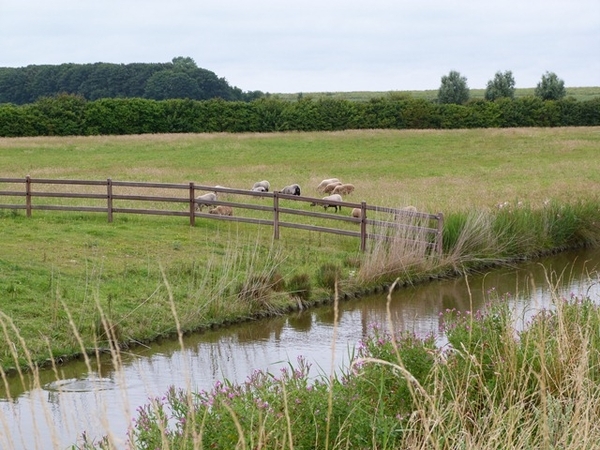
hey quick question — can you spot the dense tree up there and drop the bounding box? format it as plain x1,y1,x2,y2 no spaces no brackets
0,58,259,105
144,71,202,100
535,71,566,100
485,71,516,100
437,70,470,105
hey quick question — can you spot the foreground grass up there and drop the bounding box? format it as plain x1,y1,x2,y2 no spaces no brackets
77,280,600,449
0,128,600,371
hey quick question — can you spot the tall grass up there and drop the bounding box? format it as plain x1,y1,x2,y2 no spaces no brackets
81,272,600,450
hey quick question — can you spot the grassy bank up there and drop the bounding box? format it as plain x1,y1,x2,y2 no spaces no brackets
1,127,600,371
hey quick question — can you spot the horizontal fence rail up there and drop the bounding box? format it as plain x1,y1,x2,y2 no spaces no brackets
0,176,444,254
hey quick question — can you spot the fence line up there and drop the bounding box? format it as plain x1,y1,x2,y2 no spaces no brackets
0,176,444,254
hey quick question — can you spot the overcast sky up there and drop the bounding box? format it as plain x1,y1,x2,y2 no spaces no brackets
1,0,598,93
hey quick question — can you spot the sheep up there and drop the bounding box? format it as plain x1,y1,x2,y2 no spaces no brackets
251,180,270,192
195,192,217,211
394,205,418,220
208,205,233,216
332,183,355,196
310,194,343,212
317,178,340,193
323,181,342,194
281,184,301,196
351,208,362,218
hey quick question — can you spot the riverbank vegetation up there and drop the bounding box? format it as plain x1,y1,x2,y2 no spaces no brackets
81,280,600,449
1,127,599,372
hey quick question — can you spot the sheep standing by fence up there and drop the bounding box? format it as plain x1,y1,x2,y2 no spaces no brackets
195,192,217,211
317,178,340,193
332,183,355,196
252,180,270,192
323,181,342,194
281,184,301,196
311,194,343,212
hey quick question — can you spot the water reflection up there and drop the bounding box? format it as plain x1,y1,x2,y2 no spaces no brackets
0,248,599,449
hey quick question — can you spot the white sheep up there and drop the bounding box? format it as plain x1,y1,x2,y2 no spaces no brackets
281,184,301,196
251,180,270,192
323,181,342,194
208,205,233,216
317,178,340,193
332,183,355,195
195,192,217,211
310,194,343,212
351,208,362,218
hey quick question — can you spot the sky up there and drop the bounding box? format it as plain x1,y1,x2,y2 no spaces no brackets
1,0,599,93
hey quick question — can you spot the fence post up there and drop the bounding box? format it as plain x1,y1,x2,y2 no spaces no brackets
107,178,113,223
189,182,196,227
25,175,32,217
273,191,280,240
436,212,444,256
360,201,367,252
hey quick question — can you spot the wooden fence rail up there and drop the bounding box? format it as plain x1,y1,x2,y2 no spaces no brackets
0,176,444,254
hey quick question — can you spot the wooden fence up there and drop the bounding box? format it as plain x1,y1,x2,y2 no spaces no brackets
0,176,444,254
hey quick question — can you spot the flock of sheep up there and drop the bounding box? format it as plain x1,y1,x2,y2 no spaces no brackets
194,177,357,216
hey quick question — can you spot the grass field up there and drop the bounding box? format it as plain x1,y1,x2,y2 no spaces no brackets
1,127,599,370
273,86,600,102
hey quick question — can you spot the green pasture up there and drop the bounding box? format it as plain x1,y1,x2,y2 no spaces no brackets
0,127,599,370
274,86,600,102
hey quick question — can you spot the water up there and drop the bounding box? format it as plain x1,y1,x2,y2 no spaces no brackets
1,248,599,449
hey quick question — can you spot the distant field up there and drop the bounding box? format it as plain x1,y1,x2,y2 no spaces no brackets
273,86,600,102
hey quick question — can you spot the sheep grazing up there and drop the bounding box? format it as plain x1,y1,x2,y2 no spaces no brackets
332,183,355,196
195,192,217,211
317,178,340,193
208,205,233,216
251,180,270,192
351,208,362,218
323,181,342,194
281,184,301,196
310,194,343,212
394,205,418,220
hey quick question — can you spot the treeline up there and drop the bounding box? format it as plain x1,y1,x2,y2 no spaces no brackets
0,94,599,137
0,57,263,105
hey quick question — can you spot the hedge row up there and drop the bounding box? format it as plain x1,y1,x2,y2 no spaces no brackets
1,94,599,137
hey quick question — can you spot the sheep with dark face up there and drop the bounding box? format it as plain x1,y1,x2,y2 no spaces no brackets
317,178,340,193
195,192,217,211
281,184,301,196
332,183,355,196
209,205,233,216
252,180,270,192
310,194,343,212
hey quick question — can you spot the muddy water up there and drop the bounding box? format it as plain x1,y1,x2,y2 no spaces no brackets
1,248,599,449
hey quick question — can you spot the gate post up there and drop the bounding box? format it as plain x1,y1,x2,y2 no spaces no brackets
189,182,196,227
107,178,113,223
360,201,367,252
25,175,32,217
273,191,280,240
